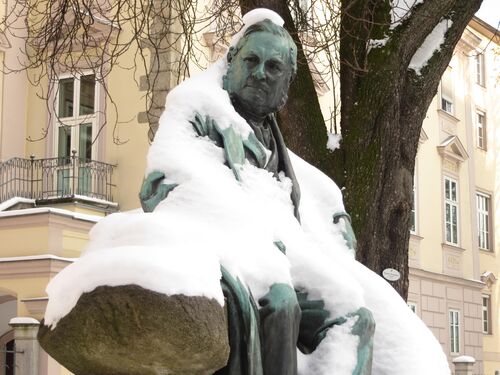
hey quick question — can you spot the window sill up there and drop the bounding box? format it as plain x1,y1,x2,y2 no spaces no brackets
442,243,465,252
410,232,423,241
437,109,460,123
479,248,494,254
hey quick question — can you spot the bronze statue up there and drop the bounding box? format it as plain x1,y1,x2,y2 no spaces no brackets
38,10,452,375
140,18,375,375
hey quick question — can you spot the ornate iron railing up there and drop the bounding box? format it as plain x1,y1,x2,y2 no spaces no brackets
0,153,116,203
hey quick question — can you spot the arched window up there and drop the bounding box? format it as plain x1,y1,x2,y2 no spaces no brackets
0,331,15,375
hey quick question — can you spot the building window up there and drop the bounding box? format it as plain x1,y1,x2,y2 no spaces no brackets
56,74,97,162
475,53,485,86
449,309,460,354
476,111,486,150
444,177,459,245
4,339,14,375
483,295,492,334
410,174,417,234
441,98,453,113
440,67,454,115
477,193,491,250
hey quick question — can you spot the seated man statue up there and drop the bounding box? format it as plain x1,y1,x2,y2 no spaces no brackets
140,11,374,375
40,8,451,375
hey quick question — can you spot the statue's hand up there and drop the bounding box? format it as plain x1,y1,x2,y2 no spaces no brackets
349,307,375,375
190,113,245,181
349,307,375,344
258,283,300,321
333,211,357,256
139,171,178,212
190,113,223,145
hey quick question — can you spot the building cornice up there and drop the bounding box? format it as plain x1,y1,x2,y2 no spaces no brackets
0,207,101,223
470,17,500,45
0,255,74,279
457,28,482,53
409,267,484,289
437,135,469,163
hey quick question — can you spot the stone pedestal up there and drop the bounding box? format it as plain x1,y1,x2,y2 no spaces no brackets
38,285,229,375
452,355,475,375
9,317,40,375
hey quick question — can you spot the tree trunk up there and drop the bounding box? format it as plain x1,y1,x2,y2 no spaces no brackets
337,0,483,299
239,0,483,299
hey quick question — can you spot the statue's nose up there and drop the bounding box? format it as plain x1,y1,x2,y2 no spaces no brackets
252,63,266,80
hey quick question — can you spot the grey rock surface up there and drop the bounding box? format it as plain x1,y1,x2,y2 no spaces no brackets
38,285,229,375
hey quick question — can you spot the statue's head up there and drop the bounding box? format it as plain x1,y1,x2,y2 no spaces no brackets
223,19,297,122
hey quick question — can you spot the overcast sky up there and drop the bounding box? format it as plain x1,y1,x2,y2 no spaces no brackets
475,0,500,29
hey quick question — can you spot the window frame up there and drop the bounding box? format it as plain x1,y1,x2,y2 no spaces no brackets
475,53,485,87
482,295,492,335
449,309,460,354
441,97,453,114
410,172,417,234
52,72,99,161
476,111,486,150
440,66,454,115
477,192,491,251
444,177,460,246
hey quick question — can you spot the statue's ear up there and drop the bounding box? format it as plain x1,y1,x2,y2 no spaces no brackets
227,46,236,63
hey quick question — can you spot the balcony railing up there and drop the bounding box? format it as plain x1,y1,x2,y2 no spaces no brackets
0,153,116,204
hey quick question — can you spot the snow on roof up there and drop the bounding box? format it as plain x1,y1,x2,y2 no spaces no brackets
0,207,102,223
0,254,75,263
0,197,35,211
452,355,476,363
9,317,39,325
72,194,119,207
21,297,49,301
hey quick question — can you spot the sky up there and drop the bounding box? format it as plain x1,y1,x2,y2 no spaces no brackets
475,0,500,29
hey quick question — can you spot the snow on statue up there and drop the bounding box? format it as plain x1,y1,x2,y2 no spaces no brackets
43,8,450,375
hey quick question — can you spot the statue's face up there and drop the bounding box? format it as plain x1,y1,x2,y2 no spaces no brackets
225,32,294,121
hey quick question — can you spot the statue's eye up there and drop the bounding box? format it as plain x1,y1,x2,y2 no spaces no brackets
267,60,283,73
244,55,259,65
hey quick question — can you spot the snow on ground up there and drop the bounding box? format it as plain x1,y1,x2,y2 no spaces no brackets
44,8,450,375
409,19,451,75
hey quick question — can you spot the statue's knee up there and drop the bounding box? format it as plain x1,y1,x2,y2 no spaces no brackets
258,283,300,320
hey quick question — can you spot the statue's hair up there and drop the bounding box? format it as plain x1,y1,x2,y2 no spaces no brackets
227,19,298,79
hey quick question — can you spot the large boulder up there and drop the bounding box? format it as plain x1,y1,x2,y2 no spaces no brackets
38,285,229,375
